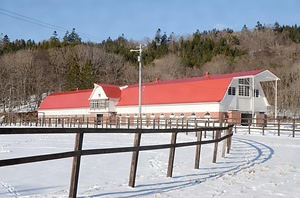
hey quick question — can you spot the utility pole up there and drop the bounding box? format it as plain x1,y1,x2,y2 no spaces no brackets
130,45,143,122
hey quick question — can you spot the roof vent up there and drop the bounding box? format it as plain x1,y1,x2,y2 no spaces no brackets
205,72,210,79
155,77,159,83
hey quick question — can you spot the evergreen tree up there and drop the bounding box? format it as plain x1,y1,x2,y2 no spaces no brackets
255,21,263,31
80,60,95,89
273,21,281,32
161,32,168,45
68,28,81,44
50,31,60,47
64,64,81,91
241,24,248,32
154,28,162,45
3,35,10,43
62,28,81,45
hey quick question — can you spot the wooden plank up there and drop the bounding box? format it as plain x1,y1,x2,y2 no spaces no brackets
128,131,142,187
167,131,178,177
69,132,84,198
227,128,233,154
292,119,295,138
194,131,202,169
248,119,251,134
221,129,227,158
212,131,219,163
278,119,280,136
0,125,233,135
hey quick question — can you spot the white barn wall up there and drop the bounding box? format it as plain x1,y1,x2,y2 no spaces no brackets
89,85,107,100
116,102,220,115
38,108,90,117
220,78,269,113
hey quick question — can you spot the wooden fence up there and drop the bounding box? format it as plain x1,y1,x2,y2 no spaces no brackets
228,117,300,137
0,124,233,198
1,116,299,137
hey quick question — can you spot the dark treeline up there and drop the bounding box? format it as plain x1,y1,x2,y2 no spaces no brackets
0,22,300,116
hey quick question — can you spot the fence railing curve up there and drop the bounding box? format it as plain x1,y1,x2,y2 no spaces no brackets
0,123,233,198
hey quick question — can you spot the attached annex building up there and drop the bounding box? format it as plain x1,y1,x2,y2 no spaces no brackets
38,69,279,124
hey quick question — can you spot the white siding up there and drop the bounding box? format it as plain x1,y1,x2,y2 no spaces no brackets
38,108,90,116
89,85,108,100
117,102,220,114
220,77,269,112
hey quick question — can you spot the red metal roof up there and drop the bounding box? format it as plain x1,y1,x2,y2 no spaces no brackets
117,70,265,106
38,89,93,110
96,84,121,98
38,70,267,109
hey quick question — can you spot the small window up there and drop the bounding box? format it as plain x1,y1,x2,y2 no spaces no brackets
228,87,236,95
238,78,250,97
254,89,259,97
239,78,250,85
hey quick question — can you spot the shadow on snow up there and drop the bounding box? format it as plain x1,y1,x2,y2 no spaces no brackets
83,137,274,198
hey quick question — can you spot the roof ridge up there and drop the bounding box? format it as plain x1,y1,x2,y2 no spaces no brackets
50,88,93,96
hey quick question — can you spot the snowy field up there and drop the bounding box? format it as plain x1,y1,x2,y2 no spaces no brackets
0,128,299,198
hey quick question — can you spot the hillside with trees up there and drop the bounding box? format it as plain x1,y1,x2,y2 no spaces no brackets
0,22,300,117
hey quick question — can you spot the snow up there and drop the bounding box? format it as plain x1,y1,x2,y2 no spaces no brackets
0,128,299,198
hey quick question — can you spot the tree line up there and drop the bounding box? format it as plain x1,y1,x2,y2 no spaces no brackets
0,21,300,116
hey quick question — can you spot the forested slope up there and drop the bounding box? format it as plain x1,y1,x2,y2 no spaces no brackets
0,22,299,116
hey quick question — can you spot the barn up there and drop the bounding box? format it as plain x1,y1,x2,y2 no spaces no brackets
38,69,279,125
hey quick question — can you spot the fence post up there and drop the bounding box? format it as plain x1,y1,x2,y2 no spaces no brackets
129,129,142,187
212,121,215,139
194,130,202,169
292,119,296,138
167,130,178,177
227,127,233,154
248,119,251,134
69,132,84,198
165,119,167,129
204,121,207,138
153,119,155,129
221,128,227,158
212,130,219,163
278,118,280,136
234,118,237,133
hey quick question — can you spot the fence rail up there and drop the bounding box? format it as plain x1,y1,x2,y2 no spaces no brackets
1,116,299,137
0,124,233,198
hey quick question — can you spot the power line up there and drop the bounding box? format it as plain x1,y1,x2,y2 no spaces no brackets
0,7,105,42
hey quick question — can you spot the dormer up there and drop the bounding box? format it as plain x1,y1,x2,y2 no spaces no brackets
89,84,121,113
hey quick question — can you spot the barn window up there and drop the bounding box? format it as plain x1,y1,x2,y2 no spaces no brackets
238,78,250,96
254,89,259,97
90,99,108,109
228,87,236,95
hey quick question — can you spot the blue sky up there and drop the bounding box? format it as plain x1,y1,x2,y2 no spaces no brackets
0,0,299,43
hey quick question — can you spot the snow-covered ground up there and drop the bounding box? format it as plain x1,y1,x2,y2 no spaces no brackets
0,128,299,198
